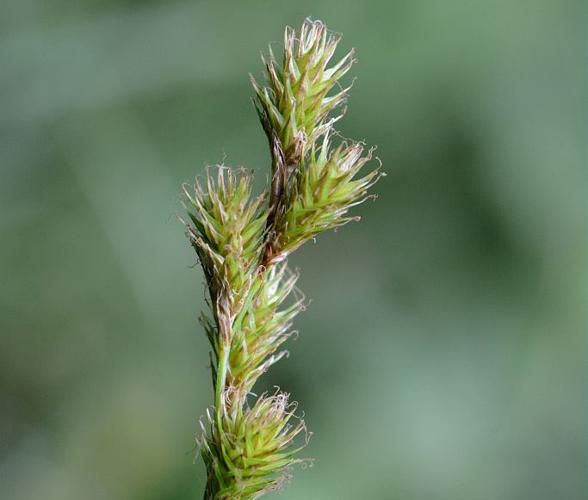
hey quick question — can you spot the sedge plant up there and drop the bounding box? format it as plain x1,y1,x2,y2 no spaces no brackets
181,19,382,499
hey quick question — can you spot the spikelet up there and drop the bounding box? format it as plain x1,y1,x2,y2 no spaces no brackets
182,167,267,315
266,131,382,264
200,390,309,499
251,19,354,167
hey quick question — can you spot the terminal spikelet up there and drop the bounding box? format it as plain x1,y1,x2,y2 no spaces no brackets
251,20,354,167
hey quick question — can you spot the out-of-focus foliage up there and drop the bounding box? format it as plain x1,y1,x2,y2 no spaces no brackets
0,1,585,500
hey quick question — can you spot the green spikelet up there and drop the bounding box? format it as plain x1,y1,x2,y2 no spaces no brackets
183,167,267,313
251,21,354,168
200,391,308,499
266,131,382,264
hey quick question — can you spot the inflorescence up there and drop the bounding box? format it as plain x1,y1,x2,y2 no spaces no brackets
182,19,382,499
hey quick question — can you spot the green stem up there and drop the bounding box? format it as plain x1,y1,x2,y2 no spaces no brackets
215,344,230,430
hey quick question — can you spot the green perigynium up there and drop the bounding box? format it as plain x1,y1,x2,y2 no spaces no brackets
182,19,382,499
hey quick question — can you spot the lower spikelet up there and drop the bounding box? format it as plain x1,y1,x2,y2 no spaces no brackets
199,391,310,499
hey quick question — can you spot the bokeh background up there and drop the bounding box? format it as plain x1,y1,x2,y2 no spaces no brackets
1,1,586,499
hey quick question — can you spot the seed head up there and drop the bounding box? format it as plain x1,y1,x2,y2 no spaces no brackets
184,19,381,499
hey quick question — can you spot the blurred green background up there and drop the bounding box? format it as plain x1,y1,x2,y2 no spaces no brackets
1,1,586,499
